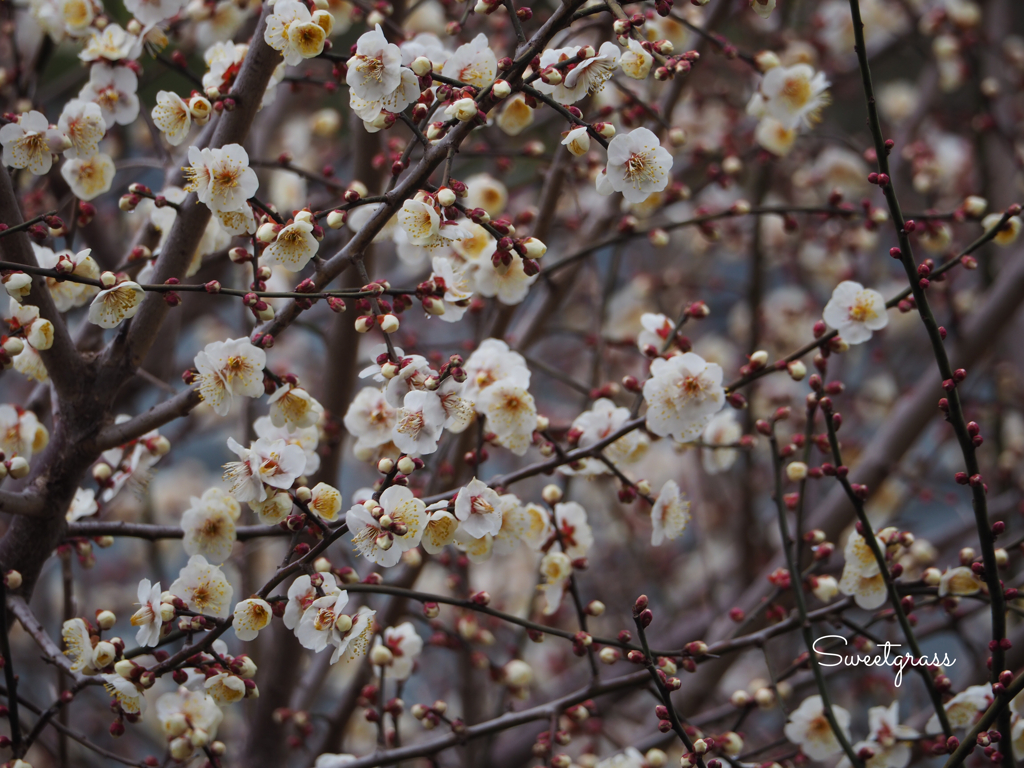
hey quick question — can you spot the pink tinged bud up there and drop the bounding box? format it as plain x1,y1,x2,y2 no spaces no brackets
633,594,648,617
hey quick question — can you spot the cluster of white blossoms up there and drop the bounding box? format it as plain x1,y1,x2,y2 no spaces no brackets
0,101,114,200
347,25,422,131
183,143,260,232
192,337,267,417
747,62,832,156
642,350,726,444
786,696,920,768
837,528,888,609
264,0,333,66
345,337,540,463
560,398,649,477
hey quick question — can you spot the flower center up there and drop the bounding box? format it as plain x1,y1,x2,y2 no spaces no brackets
849,295,877,322
397,410,425,437
358,55,385,83
471,496,494,516
313,608,336,631
624,152,657,189
96,87,120,110
781,76,812,109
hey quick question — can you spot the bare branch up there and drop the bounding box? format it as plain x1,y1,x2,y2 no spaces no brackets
94,388,201,451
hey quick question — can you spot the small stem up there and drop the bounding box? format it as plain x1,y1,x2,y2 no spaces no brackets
0,580,22,756
819,397,953,737
767,422,862,768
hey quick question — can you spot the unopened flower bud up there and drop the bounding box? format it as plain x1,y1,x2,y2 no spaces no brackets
541,484,562,503
492,79,511,99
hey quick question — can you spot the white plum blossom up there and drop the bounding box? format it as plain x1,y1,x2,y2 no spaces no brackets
62,152,115,201
748,64,831,130
264,0,328,65
441,33,497,88
492,494,529,555
937,566,984,597
62,618,96,674
0,111,64,175
308,482,343,522
57,99,105,159
784,695,852,760
315,755,358,767
701,411,742,474
393,390,445,455
384,355,434,408
269,385,324,432
0,404,48,460
454,477,502,538
297,591,376,664
193,338,267,417
233,598,273,641
755,117,799,156
401,32,449,69
124,0,186,24
464,174,508,218
842,529,884,577
597,127,673,204
496,93,535,136
926,684,991,734
474,252,538,306
79,64,140,126
344,387,398,450
562,127,591,157
838,567,886,609
539,551,573,615
104,674,146,715
637,312,675,355
375,622,423,681
350,67,420,126
80,24,139,62
156,688,223,755
151,91,192,146
181,487,240,564
130,578,164,647
347,25,403,102
184,144,259,214
453,524,493,564
10,301,54,351
422,504,459,554
346,485,426,566
65,487,98,522
169,555,234,618
284,572,340,630
837,703,918,768
430,255,474,323
87,280,143,328
553,502,593,560
462,338,531,405
399,199,442,246
822,281,888,345
619,39,653,80
261,220,319,271
481,380,537,456
643,352,725,442
437,378,474,432
650,480,690,546
536,42,619,104
255,416,321,479
223,437,306,503
205,672,246,705
560,398,647,476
